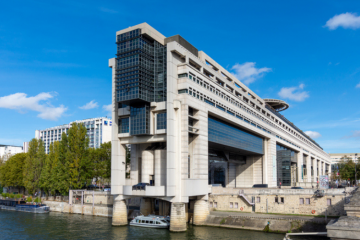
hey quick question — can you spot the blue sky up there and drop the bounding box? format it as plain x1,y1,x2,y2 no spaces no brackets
0,0,359,153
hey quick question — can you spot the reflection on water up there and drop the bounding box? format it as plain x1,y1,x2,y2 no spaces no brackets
0,211,329,239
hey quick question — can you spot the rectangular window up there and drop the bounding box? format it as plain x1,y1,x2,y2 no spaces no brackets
214,202,217,208
235,202,238,209
256,197,260,203
216,105,225,111
280,197,284,203
204,99,215,106
275,197,278,203
230,202,233,208
306,198,310,205
119,118,130,133
157,112,167,130
178,73,188,78
327,199,331,206
178,89,188,94
300,198,304,205
210,202,213,208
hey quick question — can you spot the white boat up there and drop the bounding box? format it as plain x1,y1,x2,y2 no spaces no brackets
130,215,170,228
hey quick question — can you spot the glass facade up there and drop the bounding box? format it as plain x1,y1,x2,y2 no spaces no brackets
157,112,166,130
276,144,297,186
208,116,263,154
116,29,167,103
130,104,150,135
116,29,167,136
119,118,130,133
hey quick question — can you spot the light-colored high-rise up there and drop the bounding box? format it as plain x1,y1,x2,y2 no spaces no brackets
0,145,24,161
109,23,331,230
35,117,112,154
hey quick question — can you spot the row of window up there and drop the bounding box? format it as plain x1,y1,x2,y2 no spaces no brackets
185,87,272,137
119,112,167,133
210,197,332,208
179,69,325,157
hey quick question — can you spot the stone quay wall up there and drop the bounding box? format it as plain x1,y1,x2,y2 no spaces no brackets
206,214,329,233
209,187,356,216
43,200,113,217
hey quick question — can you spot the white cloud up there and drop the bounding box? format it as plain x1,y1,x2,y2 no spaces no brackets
103,104,112,116
278,84,309,102
0,92,67,120
325,12,360,30
343,130,360,139
231,62,272,85
79,100,98,110
356,82,360,88
304,131,322,139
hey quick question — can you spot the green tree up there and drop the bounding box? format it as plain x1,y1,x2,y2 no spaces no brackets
0,153,27,193
23,138,46,194
66,123,89,189
40,142,60,195
338,156,355,181
52,133,71,195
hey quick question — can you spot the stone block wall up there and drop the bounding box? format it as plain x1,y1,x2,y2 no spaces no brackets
208,187,351,216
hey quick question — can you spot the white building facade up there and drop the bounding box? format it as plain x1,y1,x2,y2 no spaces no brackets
109,23,332,231
0,145,24,161
35,117,112,154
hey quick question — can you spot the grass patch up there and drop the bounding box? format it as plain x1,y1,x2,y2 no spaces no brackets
220,218,226,224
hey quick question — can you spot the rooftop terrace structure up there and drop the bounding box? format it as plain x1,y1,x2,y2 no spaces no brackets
109,23,331,231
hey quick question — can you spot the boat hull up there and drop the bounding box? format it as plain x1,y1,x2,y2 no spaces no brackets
129,222,169,229
0,205,50,214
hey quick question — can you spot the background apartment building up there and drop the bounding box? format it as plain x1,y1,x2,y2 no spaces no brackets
109,23,331,231
0,144,24,161
35,117,112,154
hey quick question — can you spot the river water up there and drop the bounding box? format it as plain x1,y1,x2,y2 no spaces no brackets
0,211,329,240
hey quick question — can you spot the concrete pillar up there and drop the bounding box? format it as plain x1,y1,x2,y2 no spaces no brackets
140,198,153,216
169,202,187,232
262,139,269,185
130,144,138,185
141,150,154,184
312,158,317,182
297,152,304,183
155,149,166,186
112,196,128,226
306,156,311,182
193,196,209,225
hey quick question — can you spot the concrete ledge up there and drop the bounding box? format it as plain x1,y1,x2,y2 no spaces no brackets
123,185,166,196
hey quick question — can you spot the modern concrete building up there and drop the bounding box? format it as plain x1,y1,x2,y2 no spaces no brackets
35,117,112,154
109,23,331,231
0,144,24,161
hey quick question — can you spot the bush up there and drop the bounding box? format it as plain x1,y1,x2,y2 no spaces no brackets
9,193,15,199
34,197,41,203
1,193,6,198
15,194,22,199
26,196,32,202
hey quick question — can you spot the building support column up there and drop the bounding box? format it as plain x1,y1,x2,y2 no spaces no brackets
193,196,209,225
140,198,153,216
141,150,154,184
170,202,187,232
306,155,311,183
297,152,304,183
112,196,128,226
